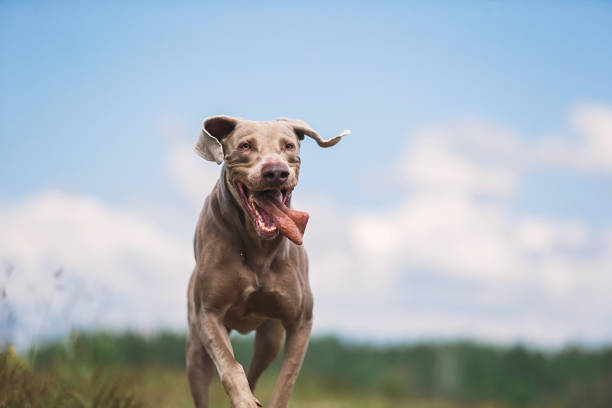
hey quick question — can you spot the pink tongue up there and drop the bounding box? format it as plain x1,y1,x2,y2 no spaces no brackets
254,191,309,245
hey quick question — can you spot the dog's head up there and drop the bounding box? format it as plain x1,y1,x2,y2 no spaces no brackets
195,116,350,245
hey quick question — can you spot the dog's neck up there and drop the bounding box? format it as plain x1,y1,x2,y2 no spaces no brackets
216,165,289,266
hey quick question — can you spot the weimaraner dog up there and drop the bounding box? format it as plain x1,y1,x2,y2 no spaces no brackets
186,116,349,408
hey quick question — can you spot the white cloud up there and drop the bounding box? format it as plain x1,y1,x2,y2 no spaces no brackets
570,104,612,169
398,122,521,198
0,120,220,347
514,219,589,253
533,103,612,172
167,143,220,210
161,117,220,210
350,193,519,281
307,104,612,346
0,191,194,347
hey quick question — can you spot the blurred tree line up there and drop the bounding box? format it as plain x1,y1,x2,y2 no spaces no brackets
29,331,612,407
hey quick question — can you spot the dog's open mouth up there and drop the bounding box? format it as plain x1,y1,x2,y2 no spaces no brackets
236,182,309,245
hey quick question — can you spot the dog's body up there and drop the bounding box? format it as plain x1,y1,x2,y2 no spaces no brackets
186,116,349,408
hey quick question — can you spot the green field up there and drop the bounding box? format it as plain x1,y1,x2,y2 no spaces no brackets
2,332,611,408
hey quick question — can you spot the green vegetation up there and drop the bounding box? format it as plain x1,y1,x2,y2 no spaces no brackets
1,346,142,408
1,332,611,407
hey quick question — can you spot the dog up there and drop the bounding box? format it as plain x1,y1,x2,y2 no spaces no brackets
186,116,349,408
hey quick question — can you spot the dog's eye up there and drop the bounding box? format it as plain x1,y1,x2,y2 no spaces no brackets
284,142,295,150
238,142,251,150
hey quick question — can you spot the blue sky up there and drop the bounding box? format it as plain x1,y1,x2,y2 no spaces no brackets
1,2,611,347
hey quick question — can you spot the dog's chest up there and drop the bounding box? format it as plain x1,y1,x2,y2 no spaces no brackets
224,266,303,332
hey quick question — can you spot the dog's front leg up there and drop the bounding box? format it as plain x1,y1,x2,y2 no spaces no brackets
199,311,261,408
268,318,313,408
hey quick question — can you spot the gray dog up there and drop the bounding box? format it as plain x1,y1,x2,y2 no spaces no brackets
186,115,349,408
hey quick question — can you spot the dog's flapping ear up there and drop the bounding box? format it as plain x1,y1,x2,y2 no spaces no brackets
277,118,351,148
195,115,240,164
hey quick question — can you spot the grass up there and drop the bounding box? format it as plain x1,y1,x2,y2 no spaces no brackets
2,331,612,407
0,360,504,408
1,348,142,408
0,349,507,408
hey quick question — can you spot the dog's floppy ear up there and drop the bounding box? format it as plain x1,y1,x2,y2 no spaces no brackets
277,118,351,147
195,115,240,164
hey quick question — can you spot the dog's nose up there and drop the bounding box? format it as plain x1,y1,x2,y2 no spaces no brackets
262,162,290,185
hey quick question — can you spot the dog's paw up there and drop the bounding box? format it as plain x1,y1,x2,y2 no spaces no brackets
234,396,263,408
